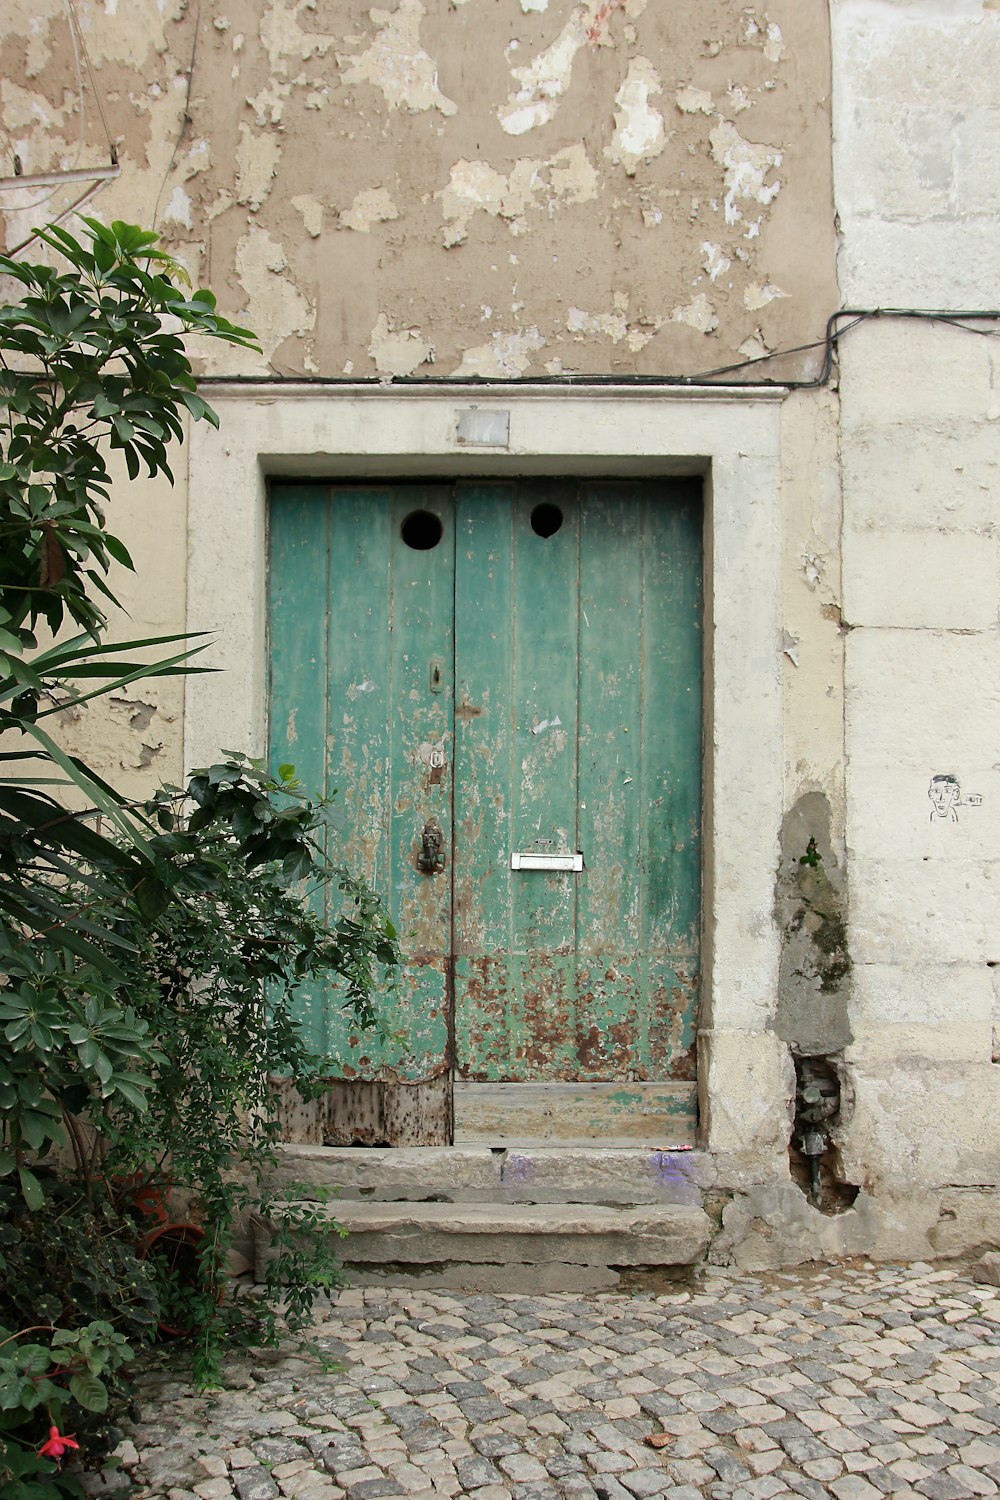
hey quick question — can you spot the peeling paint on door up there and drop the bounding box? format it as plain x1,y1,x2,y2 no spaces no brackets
269,479,702,1145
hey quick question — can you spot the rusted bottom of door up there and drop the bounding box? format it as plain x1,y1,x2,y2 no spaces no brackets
272,1076,452,1147
453,1082,697,1149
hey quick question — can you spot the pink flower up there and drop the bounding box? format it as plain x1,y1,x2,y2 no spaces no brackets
38,1425,81,1467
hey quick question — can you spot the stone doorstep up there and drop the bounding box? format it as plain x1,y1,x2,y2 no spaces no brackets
253,1200,713,1284
265,1143,712,1206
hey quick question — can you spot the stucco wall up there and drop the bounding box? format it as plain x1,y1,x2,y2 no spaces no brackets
2,0,836,379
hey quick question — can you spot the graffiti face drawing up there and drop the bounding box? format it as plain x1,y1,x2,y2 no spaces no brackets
928,774,961,822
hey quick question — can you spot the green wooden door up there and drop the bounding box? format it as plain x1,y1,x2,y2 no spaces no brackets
268,480,702,1146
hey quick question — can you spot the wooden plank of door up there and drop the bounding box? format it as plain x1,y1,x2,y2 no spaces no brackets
453,483,518,1079
507,481,581,1080
383,487,454,1083
640,483,702,1080
453,1081,697,1148
268,485,335,1058
575,483,646,1079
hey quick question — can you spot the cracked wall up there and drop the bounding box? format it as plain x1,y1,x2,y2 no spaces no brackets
1,0,836,381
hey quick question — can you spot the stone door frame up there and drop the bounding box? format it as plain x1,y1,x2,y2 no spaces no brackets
185,382,790,1177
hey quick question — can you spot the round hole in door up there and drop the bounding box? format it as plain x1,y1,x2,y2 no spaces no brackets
400,509,444,550
530,501,563,538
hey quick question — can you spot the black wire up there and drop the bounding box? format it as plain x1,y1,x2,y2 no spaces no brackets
196,306,1000,392
151,0,202,231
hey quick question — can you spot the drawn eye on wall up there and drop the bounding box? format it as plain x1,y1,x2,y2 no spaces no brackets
927,774,983,823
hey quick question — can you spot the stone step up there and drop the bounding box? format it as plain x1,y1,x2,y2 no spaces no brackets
265,1142,712,1207
253,1198,713,1294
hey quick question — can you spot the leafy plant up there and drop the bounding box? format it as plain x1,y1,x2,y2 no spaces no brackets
0,221,399,1487
0,217,253,653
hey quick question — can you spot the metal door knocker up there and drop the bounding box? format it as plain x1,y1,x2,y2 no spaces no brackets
417,819,445,874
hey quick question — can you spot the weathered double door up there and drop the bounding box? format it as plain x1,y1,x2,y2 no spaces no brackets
269,480,702,1146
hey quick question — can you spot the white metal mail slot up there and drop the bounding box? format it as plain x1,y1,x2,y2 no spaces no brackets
510,851,584,872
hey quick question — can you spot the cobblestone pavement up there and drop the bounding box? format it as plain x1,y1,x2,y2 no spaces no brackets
117,1261,1000,1500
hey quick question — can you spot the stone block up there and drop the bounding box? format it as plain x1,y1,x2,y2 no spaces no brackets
344,1260,620,1295
838,217,1000,312
265,1145,501,1202
954,108,1000,212
834,6,1000,112
849,961,993,1032
841,420,1000,531
835,100,956,219
846,762,999,864
843,527,999,631
494,1147,714,1205
843,1061,1000,1193
709,1183,878,1271
847,856,1000,966
698,1029,794,1164
839,325,995,429
849,1019,993,1069
846,629,1000,772
970,1251,1000,1286
254,1201,713,1286
931,1191,1000,1259
269,1143,715,1208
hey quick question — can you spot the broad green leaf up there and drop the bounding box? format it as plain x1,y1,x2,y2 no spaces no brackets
69,1371,109,1413
17,1164,44,1209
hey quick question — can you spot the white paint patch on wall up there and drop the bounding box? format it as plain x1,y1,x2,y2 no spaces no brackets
745,12,785,63
676,84,714,116
4,0,59,76
567,305,656,352
744,281,786,310
451,327,546,376
233,227,315,363
340,187,400,233
701,242,732,282
235,123,282,211
164,186,193,229
338,0,457,116
291,194,324,237
607,57,668,176
259,0,335,71
439,146,597,246
567,306,628,341
498,0,641,136
739,329,770,360
671,293,719,334
368,313,435,377
709,119,783,226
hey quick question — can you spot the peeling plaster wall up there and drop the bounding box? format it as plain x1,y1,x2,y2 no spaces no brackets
1,0,836,381
41,452,190,797
6,0,1000,1267
0,0,837,808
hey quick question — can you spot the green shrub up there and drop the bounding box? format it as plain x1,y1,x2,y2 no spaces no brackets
0,221,398,1490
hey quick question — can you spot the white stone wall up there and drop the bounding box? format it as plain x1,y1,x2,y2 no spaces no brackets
833,0,1000,1255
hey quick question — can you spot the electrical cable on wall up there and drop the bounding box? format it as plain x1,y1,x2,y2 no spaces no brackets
0,0,119,253
151,0,202,232
195,307,1000,394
